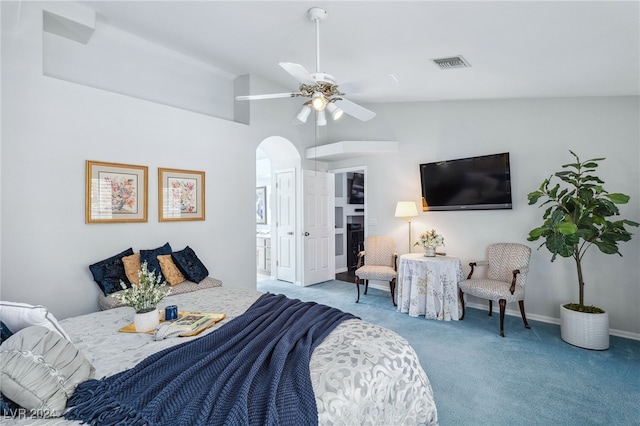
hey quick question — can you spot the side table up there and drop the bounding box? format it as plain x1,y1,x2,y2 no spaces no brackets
396,253,463,321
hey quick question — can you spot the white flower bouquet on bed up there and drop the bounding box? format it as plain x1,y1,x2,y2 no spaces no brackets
112,261,170,313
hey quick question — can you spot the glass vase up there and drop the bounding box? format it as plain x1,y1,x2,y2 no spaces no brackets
423,247,436,257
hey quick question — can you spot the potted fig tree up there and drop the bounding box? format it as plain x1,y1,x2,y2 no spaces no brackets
527,151,638,350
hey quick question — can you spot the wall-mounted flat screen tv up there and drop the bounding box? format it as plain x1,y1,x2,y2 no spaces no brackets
419,152,512,211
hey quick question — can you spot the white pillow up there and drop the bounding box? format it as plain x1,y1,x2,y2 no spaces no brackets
0,326,94,417
0,301,70,341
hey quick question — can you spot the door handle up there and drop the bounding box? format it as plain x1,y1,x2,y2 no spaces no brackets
287,231,294,235
304,232,310,236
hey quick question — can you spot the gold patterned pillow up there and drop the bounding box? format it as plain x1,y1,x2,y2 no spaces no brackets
157,254,186,286
121,253,141,285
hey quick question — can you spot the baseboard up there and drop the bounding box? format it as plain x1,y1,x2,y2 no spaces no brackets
465,301,640,341
310,279,640,341
360,284,639,341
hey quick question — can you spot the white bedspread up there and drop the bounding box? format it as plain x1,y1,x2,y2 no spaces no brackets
5,287,438,425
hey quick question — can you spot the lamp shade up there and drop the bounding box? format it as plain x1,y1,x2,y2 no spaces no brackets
327,102,343,120
296,104,312,123
395,201,418,218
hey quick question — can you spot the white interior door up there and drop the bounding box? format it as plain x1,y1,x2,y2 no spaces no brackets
275,170,295,283
302,169,335,286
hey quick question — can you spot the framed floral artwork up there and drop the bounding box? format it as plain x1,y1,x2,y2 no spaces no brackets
256,186,267,224
86,160,148,223
158,168,205,222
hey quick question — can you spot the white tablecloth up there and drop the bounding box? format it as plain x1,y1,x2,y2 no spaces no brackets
397,253,464,321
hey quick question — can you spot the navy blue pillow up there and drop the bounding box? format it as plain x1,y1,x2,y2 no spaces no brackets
89,248,134,296
140,242,172,281
171,246,209,283
0,321,13,344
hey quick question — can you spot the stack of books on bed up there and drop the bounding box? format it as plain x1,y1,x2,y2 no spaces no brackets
172,313,217,331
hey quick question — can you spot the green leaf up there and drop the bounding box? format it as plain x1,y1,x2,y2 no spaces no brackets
577,187,594,203
560,162,580,169
606,193,630,204
556,222,578,235
582,162,600,169
528,227,546,240
583,175,605,184
595,240,619,255
549,209,565,225
622,219,639,227
584,157,606,163
545,233,575,257
527,191,542,205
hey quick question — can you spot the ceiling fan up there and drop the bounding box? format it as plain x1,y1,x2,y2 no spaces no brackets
235,7,376,126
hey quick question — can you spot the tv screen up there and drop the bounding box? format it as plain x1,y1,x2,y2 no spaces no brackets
348,172,364,204
419,152,512,211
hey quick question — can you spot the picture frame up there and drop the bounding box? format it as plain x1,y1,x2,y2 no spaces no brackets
256,186,267,224
158,168,205,222
86,160,148,223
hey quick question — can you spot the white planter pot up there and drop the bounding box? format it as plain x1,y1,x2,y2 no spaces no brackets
134,309,159,332
560,304,609,350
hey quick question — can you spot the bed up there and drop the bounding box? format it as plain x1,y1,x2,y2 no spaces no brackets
2,286,438,425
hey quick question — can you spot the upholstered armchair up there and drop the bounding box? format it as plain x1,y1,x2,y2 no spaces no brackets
458,243,531,337
355,236,398,305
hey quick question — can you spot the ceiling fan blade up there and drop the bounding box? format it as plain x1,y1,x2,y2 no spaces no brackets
334,98,376,121
235,92,297,101
279,62,317,86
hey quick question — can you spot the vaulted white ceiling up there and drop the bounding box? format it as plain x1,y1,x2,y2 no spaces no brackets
80,1,639,104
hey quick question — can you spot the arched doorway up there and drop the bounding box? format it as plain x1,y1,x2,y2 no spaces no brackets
256,136,301,284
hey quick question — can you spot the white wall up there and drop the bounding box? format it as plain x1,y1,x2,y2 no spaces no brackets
326,97,640,336
0,2,275,319
42,6,236,120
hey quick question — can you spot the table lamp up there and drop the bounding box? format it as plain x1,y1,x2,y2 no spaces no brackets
395,201,419,253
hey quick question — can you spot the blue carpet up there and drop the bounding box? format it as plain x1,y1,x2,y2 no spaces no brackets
257,279,640,426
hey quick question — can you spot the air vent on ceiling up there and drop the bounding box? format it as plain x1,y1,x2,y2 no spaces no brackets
431,55,471,69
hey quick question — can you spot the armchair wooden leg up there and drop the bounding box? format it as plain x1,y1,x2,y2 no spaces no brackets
488,300,493,316
355,276,361,303
364,280,369,295
389,278,397,306
459,288,466,320
519,300,531,329
499,299,506,337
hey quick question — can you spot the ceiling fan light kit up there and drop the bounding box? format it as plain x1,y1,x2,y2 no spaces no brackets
235,7,376,126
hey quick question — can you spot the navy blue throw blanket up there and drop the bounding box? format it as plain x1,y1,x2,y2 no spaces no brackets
65,293,356,425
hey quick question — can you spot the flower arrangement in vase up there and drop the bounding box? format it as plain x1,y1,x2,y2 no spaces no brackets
414,229,444,257
112,261,171,331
